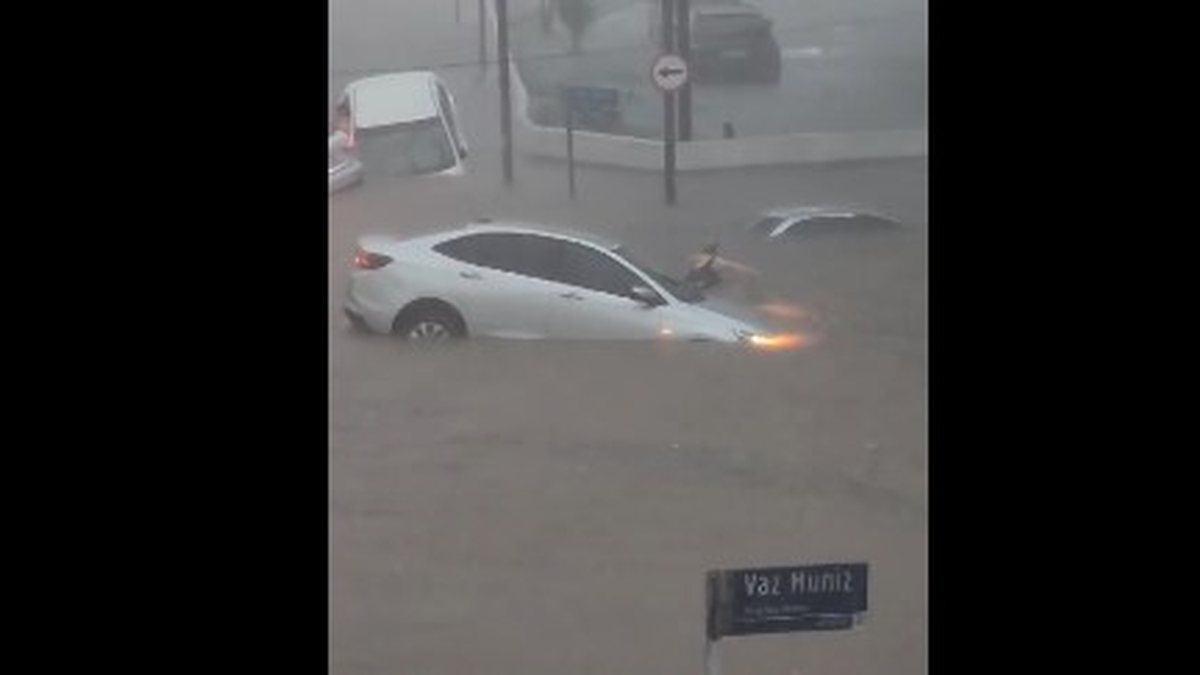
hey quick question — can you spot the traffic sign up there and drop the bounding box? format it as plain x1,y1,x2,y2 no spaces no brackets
562,85,620,131
652,53,689,92
707,563,869,639
563,85,619,114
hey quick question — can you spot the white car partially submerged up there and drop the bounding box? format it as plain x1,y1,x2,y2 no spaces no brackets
747,206,902,239
333,71,468,179
344,222,786,346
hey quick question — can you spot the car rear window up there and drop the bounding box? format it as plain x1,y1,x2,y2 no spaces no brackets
357,117,455,175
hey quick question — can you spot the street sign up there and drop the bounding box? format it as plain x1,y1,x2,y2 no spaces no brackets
562,85,620,131
651,53,689,92
707,563,869,639
563,85,619,113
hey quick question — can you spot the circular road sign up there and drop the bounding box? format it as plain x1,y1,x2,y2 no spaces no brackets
651,53,689,92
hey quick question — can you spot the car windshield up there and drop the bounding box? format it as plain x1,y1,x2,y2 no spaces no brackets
612,246,704,303
788,214,900,236
750,216,785,235
356,117,454,175
694,13,770,42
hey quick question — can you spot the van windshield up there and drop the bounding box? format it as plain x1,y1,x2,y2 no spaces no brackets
357,117,455,176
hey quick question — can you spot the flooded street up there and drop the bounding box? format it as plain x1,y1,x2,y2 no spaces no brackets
330,2,926,673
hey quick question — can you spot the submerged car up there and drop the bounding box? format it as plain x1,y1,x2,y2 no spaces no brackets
690,1,782,83
747,206,902,239
647,1,781,83
343,222,781,344
333,71,468,178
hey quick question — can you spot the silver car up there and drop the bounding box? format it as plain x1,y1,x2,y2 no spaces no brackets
343,222,797,346
747,206,902,239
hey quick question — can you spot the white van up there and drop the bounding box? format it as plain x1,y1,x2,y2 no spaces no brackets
333,71,469,178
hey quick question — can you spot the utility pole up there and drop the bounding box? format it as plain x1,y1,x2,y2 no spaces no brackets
478,0,487,71
661,0,677,205
678,0,692,141
497,0,514,186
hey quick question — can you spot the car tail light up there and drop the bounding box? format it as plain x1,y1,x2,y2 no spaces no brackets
353,249,392,270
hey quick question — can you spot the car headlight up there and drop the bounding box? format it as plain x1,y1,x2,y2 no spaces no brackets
734,328,758,343
736,329,808,350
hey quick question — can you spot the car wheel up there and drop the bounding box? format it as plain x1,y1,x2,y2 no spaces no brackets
394,305,466,343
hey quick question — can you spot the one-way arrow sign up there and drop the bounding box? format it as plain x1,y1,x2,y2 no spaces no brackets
651,53,689,92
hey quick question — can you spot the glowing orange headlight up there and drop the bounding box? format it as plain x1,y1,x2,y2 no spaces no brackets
748,333,809,351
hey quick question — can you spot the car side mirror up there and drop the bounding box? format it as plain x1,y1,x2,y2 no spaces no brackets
459,145,468,160
631,286,663,307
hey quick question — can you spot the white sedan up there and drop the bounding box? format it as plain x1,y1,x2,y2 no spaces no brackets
343,222,785,345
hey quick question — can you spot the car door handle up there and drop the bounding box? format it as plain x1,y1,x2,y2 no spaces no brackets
559,291,583,301
459,271,482,280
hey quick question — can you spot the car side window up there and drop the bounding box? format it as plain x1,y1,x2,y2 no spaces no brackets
433,233,491,267
511,235,565,281
434,233,563,281
556,242,646,299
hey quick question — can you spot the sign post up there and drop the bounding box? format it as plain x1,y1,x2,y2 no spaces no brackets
566,103,576,199
705,572,722,675
652,52,688,206
705,563,869,674
657,0,679,205
678,0,693,141
497,0,513,186
561,86,620,199
477,0,487,71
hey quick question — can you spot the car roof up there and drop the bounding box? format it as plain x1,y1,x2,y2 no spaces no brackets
456,221,622,251
344,72,440,128
760,205,895,222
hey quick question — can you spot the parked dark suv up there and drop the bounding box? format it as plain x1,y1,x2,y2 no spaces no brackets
688,1,782,83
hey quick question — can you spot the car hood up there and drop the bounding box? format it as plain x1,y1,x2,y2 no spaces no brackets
690,297,769,334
